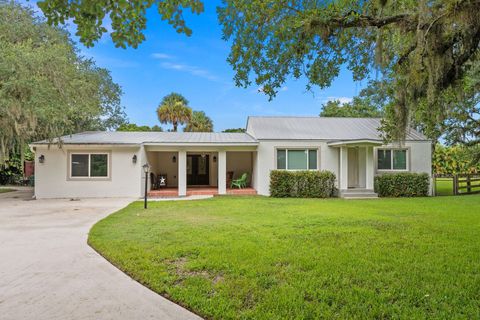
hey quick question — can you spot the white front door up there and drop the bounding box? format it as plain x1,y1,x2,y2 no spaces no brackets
348,148,359,188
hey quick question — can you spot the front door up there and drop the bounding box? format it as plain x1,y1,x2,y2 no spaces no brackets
187,155,209,185
348,148,359,188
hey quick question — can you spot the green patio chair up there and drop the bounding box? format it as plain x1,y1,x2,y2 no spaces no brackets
231,173,248,189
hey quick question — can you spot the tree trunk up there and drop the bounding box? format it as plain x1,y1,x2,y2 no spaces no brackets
19,138,25,178
173,122,178,132
0,137,5,166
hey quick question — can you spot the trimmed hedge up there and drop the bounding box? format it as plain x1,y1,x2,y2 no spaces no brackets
270,170,336,198
374,172,430,197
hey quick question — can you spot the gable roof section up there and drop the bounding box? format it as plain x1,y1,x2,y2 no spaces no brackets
31,131,258,145
246,116,428,141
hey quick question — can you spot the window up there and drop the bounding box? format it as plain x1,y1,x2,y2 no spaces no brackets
377,150,391,170
71,153,109,178
377,149,408,171
276,149,318,170
277,149,286,169
71,154,89,177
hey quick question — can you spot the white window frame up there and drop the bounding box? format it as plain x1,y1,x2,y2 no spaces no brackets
275,148,319,171
376,147,409,172
68,151,111,180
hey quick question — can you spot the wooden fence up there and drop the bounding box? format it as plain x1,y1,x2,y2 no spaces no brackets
433,174,480,196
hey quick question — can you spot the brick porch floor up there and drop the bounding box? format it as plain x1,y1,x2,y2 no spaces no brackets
148,187,257,198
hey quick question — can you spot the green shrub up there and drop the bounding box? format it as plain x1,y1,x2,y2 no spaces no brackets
374,173,430,197
433,144,480,174
270,170,336,198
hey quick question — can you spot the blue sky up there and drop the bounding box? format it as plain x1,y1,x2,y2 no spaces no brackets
26,1,367,131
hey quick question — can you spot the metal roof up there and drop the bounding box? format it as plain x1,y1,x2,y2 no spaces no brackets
31,117,428,146
32,131,258,145
246,116,428,141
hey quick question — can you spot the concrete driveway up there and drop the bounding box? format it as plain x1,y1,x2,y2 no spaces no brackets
0,188,201,320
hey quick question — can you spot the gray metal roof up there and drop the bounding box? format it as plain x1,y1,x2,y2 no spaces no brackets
32,131,258,145
246,116,428,141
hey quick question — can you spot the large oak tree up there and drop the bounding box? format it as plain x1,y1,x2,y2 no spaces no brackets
0,1,126,168
32,0,480,145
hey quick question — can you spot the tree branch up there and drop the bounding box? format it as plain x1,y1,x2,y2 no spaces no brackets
308,11,416,30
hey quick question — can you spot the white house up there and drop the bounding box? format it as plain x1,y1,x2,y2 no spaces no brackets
30,117,432,199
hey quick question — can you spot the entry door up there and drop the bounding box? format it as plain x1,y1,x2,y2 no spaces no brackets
187,155,209,185
348,148,359,188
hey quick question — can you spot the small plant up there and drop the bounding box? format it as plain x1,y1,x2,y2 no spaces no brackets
270,170,336,198
374,173,430,197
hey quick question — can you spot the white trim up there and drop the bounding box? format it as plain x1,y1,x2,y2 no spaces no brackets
375,147,410,172
327,139,384,147
68,151,111,180
275,148,319,171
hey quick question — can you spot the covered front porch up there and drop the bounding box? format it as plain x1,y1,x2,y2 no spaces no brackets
144,145,257,197
148,186,257,197
328,140,382,199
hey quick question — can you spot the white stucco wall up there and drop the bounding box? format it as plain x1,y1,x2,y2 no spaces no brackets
34,145,142,199
374,141,432,175
33,140,431,199
254,140,432,196
255,140,331,196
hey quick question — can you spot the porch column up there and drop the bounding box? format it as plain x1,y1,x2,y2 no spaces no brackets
178,150,187,196
365,146,374,190
339,146,348,190
218,150,227,195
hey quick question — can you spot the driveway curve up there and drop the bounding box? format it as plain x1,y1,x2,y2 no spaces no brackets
0,189,201,320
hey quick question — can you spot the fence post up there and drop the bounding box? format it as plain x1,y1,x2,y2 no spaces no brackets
466,175,471,193
453,175,458,195
432,175,436,196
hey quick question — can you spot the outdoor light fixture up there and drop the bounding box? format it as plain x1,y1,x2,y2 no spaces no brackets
142,163,150,209
213,156,217,163
39,155,45,164
132,155,137,164
172,155,177,163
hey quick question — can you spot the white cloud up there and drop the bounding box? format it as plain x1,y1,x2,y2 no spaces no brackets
151,53,173,60
325,96,353,104
160,62,218,81
280,86,288,92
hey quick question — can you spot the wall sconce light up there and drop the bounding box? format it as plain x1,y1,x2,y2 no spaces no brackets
213,156,217,163
39,155,45,164
132,155,137,164
172,155,177,163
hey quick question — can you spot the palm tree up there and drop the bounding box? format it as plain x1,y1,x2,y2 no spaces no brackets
156,93,192,132
184,111,214,132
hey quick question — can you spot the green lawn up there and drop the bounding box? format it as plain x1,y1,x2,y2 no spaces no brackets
435,178,454,196
435,177,480,196
89,196,480,319
0,188,15,193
